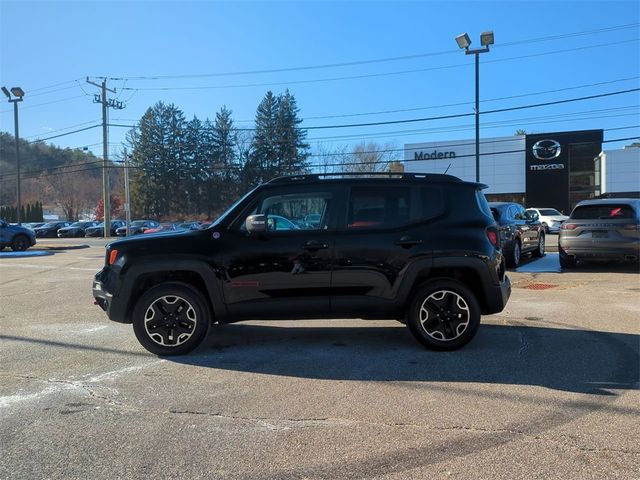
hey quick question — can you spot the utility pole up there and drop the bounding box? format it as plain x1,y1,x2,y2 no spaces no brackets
86,77,125,237
123,148,132,237
2,86,24,224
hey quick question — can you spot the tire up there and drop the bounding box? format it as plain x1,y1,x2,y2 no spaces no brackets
542,223,549,234
11,235,29,252
132,282,210,356
506,239,522,268
533,232,545,258
406,279,481,351
559,251,576,269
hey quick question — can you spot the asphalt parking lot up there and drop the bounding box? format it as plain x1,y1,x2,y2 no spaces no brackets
1,239,639,479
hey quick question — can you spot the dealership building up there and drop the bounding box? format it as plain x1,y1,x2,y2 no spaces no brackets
404,129,640,213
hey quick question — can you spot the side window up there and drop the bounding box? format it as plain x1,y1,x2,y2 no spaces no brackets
421,187,444,219
252,192,331,231
348,187,410,229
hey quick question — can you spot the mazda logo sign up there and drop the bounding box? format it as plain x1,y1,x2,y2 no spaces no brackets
532,139,561,160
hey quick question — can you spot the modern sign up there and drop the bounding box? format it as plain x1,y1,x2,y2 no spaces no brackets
414,150,456,160
525,130,603,213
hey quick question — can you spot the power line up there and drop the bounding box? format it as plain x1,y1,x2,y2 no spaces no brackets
22,120,101,140
26,124,101,143
0,95,87,114
4,126,636,181
108,23,639,81
111,87,638,132
119,38,639,92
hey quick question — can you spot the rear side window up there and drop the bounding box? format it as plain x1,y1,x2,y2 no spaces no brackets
571,204,636,220
421,187,444,219
476,191,493,218
348,187,410,229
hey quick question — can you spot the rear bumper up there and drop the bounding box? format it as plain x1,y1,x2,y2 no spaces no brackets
559,240,640,260
483,274,511,315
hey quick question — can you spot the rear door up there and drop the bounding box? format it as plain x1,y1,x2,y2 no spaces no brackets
331,183,437,317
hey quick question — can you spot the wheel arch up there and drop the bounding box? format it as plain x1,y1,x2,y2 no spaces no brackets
118,259,225,324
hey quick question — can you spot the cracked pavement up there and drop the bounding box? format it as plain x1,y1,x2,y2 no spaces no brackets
1,240,639,479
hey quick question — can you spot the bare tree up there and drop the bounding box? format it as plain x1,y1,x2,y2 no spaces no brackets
341,141,399,173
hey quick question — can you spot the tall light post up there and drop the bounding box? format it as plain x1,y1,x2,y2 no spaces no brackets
455,31,494,183
2,86,25,224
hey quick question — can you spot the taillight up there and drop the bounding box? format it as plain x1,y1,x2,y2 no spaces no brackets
108,249,119,265
561,223,578,230
486,227,499,247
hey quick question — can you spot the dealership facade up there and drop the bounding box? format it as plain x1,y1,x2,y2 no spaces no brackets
404,129,640,213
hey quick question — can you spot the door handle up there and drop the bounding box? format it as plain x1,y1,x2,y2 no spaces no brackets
302,241,329,251
395,236,423,247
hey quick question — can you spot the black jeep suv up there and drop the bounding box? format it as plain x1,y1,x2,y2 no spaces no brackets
93,173,511,355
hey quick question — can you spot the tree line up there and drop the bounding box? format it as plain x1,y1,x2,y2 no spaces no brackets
127,89,309,219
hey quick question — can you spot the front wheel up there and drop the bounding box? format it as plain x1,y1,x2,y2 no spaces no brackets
132,282,210,356
12,235,29,252
406,279,481,351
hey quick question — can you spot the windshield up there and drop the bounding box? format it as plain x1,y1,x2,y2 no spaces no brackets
131,221,146,227
539,209,562,216
571,204,636,220
211,188,258,227
41,222,60,228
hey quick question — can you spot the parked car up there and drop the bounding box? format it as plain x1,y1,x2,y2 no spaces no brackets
85,220,126,237
526,207,568,233
115,220,160,236
57,221,100,238
93,172,511,356
266,215,300,231
23,222,45,231
489,202,545,267
0,219,37,251
34,221,71,238
144,223,179,234
558,198,640,268
176,221,203,231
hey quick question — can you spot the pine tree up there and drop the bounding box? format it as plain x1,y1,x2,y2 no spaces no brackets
248,91,280,186
276,89,309,175
212,106,237,206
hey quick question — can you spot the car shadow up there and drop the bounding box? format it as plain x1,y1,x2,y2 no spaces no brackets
170,322,639,395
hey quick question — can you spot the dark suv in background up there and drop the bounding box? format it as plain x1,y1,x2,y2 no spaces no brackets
93,173,511,356
489,202,545,267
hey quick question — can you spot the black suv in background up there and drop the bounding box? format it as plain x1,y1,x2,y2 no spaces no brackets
85,220,126,237
93,173,511,355
489,202,545,267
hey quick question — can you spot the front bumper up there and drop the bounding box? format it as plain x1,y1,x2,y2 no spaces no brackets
92,272,128,323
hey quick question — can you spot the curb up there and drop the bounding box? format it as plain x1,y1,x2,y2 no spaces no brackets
34,244,91,251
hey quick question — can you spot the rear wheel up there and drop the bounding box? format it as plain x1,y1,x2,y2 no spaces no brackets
533,232,545,258
11,235,29,252
506,239,522,268
559,251,576,269
406,279,481,351
132,282,210,356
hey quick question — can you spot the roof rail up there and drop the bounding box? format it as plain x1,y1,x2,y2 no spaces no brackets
267,172,462,184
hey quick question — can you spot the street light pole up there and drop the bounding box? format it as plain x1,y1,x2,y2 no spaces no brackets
455,31,494,183
2,86,25,224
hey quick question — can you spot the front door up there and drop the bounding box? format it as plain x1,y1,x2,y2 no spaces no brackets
221,186,337,319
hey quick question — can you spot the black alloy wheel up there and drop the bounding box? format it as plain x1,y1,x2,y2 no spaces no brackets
11,235,29,252
407,279,481,350
132,282,210,356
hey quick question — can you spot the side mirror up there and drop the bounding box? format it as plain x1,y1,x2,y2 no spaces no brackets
246,214,267,234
